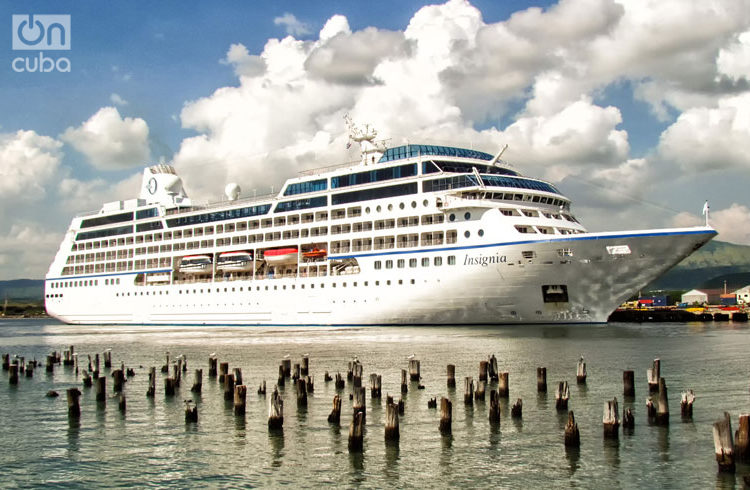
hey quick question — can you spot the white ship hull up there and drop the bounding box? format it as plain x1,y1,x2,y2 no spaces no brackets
45,227,715,325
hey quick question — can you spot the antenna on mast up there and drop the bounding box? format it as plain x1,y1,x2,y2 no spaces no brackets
344,113,387,165
490,144,509,166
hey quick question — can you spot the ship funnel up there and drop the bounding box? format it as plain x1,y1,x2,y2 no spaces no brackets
139,164,191,206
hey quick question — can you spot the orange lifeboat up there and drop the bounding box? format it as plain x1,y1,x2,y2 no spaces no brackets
264,247,298,265
302,248,327,259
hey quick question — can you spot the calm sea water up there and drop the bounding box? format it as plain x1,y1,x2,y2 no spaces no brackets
1,319,749,488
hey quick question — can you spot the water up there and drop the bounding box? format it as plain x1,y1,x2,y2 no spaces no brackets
1,319,749,488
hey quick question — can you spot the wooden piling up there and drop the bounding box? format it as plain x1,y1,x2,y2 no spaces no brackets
537,367,547,393
647,358,660,393
352,362,363,388
324,371,332,382
475,380,486,401
623,370,635,397
82,370,92,388
146,367,156,397
655,377,669,425
335,372,344,390
564,411,580,448
281,358,291,378
370,374,382,399
439,397,452,435
347,360,354,381
258,380,266,395
277,365,285,387
511,398,523,419
646,398,656,420
348,411,365,452
555,381,569,411
9,363,18,385
191,369,202,393
234,385,247,415
427,397,437,408
713,412,735,472
401,369,408,394
268,387,284,429
1,354,8,371
103,350,112,369
603,397,619,438
161,352,169,373
489,390,501,424
498,372,509,398
301,355,309,377
385,401,399,443
680,390,695,419
479,360,489,382
46,355,54,374
296,378,307,407
327,394,341,424
622,407,634,430
353,387,366,422
96,376,106,403
118,394,126,413
292,363,300,382
489,354,499,381
185,400,198,423
464,377,474,405
25,361,33,378
735,414,750,463
232,367,242,387
208,356,217,377
224,374,235,401
67,387,81,418
164,377,176,397
398,396,405,415
219,362,229,384
173,361,182,388
447,364,456,388
112,369,125,392
409,359,420,381
576,356,586,384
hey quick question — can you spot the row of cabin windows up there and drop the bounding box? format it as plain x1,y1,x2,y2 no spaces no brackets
374,256,456,269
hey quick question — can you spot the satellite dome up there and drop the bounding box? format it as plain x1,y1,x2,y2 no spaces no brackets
225,183,241,201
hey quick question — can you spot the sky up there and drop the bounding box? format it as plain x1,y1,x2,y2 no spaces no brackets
1,0,750,280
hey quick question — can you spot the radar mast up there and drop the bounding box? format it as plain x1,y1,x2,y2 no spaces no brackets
344,114,387,165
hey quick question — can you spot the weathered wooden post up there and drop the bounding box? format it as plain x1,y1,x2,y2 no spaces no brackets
67,387,81,418
537,367,547,393
735,414,750,463
348,411,365,452
623,407,634,431
219,362,229,383
647,358,660,393
398,395,405,415
161,352,169,373
511,398,523,418
233,367,243,387
103,349,112,369
352,362,363,388
623,370,635,397
82,370,92,388
347,360,354,381
370,374,382,399
277,365,285,387
479,360,488,383
292,363,300,383
489,390,501,425
164,377,176,397
9,363,18,385
46,355,54,374
335,372,344,390
185,400,198,423
655,378,669,425
328,394,341,424
439,397,452,435
385,401,399,443
305,376,314,393
113,368,125,392
427,397,437,408
409,358,420,381
564,411,580,448
713,412,735,472
173,361,182,388
353,387,366,422
489,354,498,381
96,376,106,403
1,354,9,371
146,367,156,397
576,356,586,384
555,381,569,411
475,380,486,401
401,369,408,394
25,360,34,378
447,364,456,388
208,355,217,377
281,358,291,378
464,377,474,405
258,380,266,395
268,387,283,429
296,378,307,407
603,397,619,438
498,372,509,398
118,394,126,414
680,390,695,419
234,385,247,415
646,398,656,420
191,369,203,393
301,355,309,377
224,374,235,401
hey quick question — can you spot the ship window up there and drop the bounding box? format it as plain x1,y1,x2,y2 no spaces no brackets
283,178,327,196
331,182,418,206
449,214,455,222
434,256,442,266
421,258,428,267
397,259,405,268
464,212,471,220
331,163,417,188
385,260,393,269
478,229,484,237
464,231,470,238
448,255,456,265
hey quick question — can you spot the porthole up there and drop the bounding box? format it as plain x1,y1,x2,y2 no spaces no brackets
411,201,417,208
365,207,371,214
478,229,484,237
423,199,429,207
464,212,471,220
465,231,470,238
388,204,393,211
449,214,456,222
377,205,382,212
399,203,405,210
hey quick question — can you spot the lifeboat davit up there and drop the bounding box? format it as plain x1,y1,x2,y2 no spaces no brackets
264,247,298,265
216,251,254,272
179,255,212,273
302,248,327,259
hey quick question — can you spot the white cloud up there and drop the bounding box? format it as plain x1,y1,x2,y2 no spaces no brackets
61,107,150,170
0,130,62,201
274,12,311,37
717,31,750,82
221,43,266,78
109,93,128,106
0,223,64,280
672,203,750,245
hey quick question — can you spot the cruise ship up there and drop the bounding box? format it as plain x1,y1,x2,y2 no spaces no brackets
44,123,716,325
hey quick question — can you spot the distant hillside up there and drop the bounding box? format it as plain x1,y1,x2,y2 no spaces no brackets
648,240,750,290
0,279,44,302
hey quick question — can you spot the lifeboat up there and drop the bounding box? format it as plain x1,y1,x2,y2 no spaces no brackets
216,251,254,272
302,248,327,259
179,255,212,273
264,247,298,265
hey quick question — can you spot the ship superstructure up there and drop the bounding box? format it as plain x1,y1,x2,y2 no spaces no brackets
45,127,716,325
